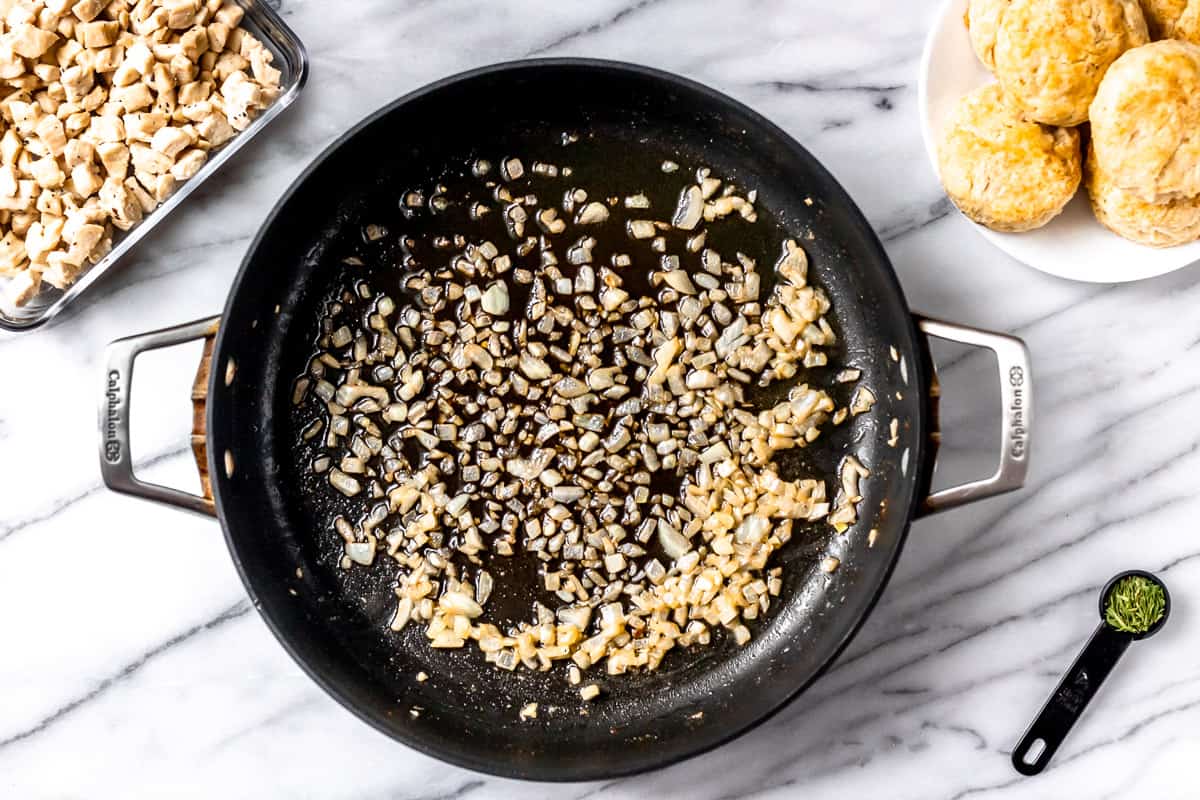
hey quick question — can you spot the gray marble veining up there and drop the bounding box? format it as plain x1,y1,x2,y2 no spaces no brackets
2,1,1199,797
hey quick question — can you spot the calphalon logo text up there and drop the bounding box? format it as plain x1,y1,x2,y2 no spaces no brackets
1008,366,1027,459
104,370,122,463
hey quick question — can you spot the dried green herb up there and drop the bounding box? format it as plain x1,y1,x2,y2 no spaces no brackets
1104,576,1166,634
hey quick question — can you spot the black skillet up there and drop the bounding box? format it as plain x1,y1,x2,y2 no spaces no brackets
97,59,1032,780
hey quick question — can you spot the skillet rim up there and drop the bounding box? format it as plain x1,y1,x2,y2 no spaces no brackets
207,57,931,781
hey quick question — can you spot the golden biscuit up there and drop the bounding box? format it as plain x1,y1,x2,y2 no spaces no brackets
967,0,1011,71
1090,40,1200,201
938,84,1082,232
994,0,1149,126
1086,143,1200,246
1139,0,1200,41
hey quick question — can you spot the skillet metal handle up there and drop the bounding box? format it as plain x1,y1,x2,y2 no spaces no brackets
915,316,1032,515
99,316,221,517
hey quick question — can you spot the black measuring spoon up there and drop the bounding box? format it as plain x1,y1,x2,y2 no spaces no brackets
1011,570,1171,776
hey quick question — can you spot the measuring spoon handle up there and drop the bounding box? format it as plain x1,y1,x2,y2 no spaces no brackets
1012,625,1132,775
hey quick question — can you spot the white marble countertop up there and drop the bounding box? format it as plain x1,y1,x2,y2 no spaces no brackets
3,1,1199,797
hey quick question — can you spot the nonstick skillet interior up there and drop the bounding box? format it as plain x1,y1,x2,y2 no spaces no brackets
207,60,929,780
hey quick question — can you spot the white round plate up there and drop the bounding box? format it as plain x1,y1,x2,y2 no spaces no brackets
918,0,1200,283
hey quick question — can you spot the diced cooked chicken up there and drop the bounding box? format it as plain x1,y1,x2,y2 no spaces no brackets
163,0,201,30
34,93,61,118
36,190,62,217
0,231,29,275
6,2,37,26
95,141,128,179
31,64,60,83
151,172,176,202
212,50,246,82
0,0,283,305
78,20,119,48
9,101,41,136
0,165,18,197
63,220,103,264
71,0,103,23
64,112,90,136
133,7,168,37
62,206,103,243
5,267,39,304
150,126,192,158
10,23,58,58
91,45,123,74
63,139,95,169
91,116,123,145
170,50,197,83
79,85,105,112
26,217,64,261
214,3,244,27
46,0,74,18
1,130,22,164
178,80,210,105
180,26,209,60
112,41,153,86
129,142,172,174
70,162,104,198
124,177,155,213
248,46,279,87
195,110,234,146
0,179,34,211
56,38,83,68
36,115,68,158
29,157,65,189
124,111,166,142
60,65,95,102
206,21,229,52
10,211,36,237
179,100,209,121
170,147,206,181
0,46,25,80
110,82,153,112
99,177,142,230
41,252,77,289
150,61,174,93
